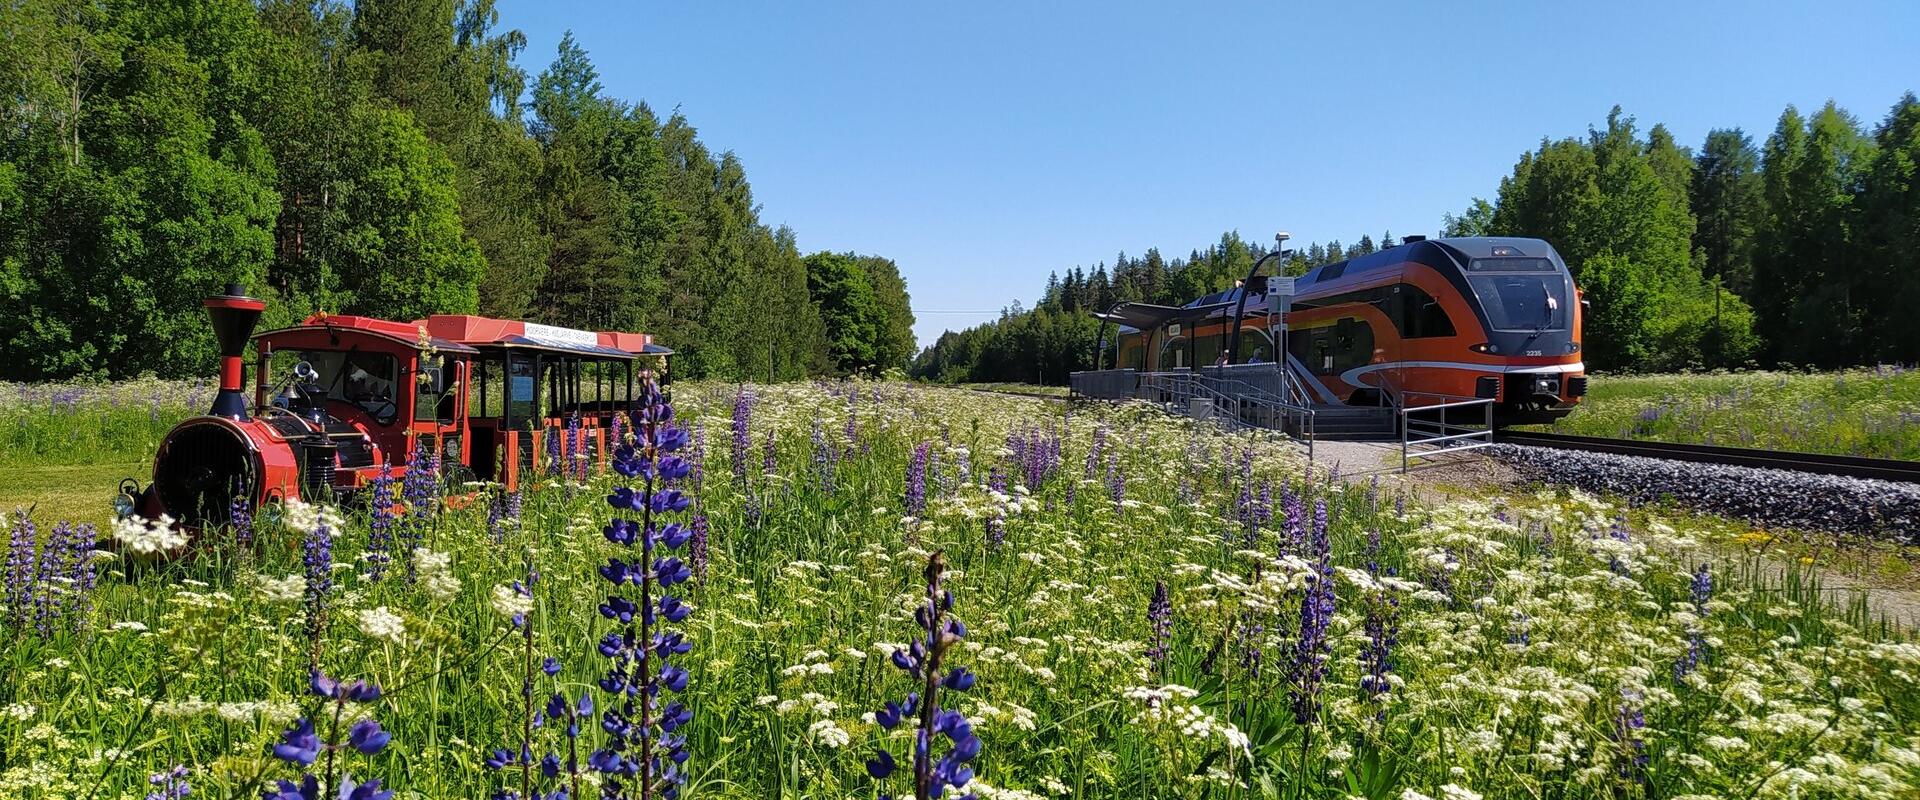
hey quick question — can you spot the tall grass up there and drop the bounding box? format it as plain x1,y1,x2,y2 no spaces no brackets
0,379,214,467
1537,366,1920,459
0,382,1914,798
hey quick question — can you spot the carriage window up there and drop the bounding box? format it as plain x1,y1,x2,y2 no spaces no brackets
415,355,459,424
507,355,537,422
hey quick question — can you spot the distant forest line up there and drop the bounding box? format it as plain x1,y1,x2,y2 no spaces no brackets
913,95,1920,384
0,0,914,382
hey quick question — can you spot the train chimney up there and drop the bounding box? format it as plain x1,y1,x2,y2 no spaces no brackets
205,283,265,419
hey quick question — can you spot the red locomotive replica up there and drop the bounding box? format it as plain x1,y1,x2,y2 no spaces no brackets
126,285,670,529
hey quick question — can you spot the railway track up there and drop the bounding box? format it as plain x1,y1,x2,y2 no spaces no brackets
1497,430,1920,484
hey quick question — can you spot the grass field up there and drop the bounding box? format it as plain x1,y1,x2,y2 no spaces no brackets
1,381,1917,798
1533,367,1920,460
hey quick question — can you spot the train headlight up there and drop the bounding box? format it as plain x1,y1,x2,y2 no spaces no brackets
1566,341,1580,353
1469,343,1499,354
1533,376,1560,396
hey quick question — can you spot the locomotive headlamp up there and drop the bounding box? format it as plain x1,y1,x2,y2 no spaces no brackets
1470,342,1499,354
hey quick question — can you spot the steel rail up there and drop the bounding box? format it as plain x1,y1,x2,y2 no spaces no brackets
1496,430,1920,484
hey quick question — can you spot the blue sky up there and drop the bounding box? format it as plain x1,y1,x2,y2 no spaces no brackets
497,0,1919,348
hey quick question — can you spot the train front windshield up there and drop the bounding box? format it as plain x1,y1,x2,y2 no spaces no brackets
1467,259,1570,331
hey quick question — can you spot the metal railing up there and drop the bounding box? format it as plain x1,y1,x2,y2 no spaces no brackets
1138,370,1318,460
1068,368,1137,399
1399,390,1496,472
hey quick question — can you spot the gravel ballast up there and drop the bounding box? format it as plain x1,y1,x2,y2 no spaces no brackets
1491,444,1920,540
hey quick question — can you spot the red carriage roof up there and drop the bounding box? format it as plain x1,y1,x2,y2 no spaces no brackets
417,315,658,359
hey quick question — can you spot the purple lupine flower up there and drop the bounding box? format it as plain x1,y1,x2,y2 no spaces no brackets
1357,577,1399,712
905,442,932,522
1146,580,1172,675
1613,689,1649,780
7,509,38,628
1084,425,1108,478
146,764,190,800
594,378,695,798
1280,487,1305,558
1674,563,1713,682
1105,456,1125,509
546,423,563,477
398,443,437,583
485,558,566,800
1287,501,1335,727
66,523,96,629
366,466,396,582
232,478,255,551
486,488,508,546
299,506,336,671
843,391,860,458
32,521,74,636
810,419,837,494
568,414,586,481
985,466,1007,551
688,513,710,585
731,387,753,487
267,670,392,799
868,552,981,800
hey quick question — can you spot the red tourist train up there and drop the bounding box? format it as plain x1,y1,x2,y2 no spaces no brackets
126,285,670,529
1102,236,1586,424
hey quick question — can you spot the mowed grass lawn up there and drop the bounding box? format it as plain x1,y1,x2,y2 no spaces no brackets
1527,367,1920,460
0,460,140,530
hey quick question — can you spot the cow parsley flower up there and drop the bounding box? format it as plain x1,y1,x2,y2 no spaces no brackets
356,606,406,646
492,583,534,621
112,513,187,557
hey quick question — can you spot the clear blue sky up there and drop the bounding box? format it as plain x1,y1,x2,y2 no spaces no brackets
498,0,1918,349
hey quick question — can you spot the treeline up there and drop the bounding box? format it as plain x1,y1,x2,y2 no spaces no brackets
0,0,913,381
915,94,1920,383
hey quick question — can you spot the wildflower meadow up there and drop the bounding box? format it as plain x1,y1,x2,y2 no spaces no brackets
3,382,1919,799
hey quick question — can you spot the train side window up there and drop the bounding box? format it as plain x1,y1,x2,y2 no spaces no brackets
1334,318,1374,372
1399,284,1457,339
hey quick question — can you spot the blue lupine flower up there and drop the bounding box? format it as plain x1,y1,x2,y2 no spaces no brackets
367,466,396,582
1675,563,1713,681
985,467,1007,551
870,551,981,800
398,442,438,583
6,509,38,629
33,520,74,636
267,671,392,798
1613,688,1649,779
1287,501,1336,727
1146,580,1172,675
905,442,932,522
731,387,753,487
300,509,335,670
231,477,255,551
593,379,695,799
145,764,191,800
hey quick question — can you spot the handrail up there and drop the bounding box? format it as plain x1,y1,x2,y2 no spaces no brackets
1399,392,1495,472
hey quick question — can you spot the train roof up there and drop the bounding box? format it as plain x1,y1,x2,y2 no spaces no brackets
420,315,660,359
1295,236,1564,289
257,314,482,354
1098,236,1566,332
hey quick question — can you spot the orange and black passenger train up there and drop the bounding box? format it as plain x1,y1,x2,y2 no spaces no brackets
1111,236,1587,424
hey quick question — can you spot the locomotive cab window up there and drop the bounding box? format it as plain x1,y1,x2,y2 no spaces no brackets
281,350,400,425
415,354,460,424
1468,263,1568,331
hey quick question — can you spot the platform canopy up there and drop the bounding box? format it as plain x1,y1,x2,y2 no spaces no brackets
1094,299,1246,332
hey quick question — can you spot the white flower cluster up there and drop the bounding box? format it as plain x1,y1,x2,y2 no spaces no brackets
153,697,301,725
415,548,460,600
357,606,407,645
256,574,307,604
491,583,533,620
1123,684,1250,754
111,513,187,556
282,499,344,533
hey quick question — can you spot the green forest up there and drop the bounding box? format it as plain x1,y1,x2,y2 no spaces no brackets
0,0,915,381
913,96,1920,383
